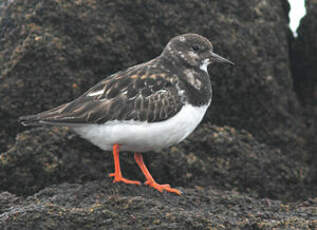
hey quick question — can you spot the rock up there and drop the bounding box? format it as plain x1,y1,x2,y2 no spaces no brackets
0,182,316,230
0,0,316,228
1,124,313,201
0,127,109,195
291,0,317,184
152,124,312,201
0,0,308,156
292,0,317,106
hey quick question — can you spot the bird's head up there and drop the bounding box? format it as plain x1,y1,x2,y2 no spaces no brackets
162,33,234,72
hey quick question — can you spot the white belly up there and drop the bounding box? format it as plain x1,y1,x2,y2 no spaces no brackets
72,103,209,152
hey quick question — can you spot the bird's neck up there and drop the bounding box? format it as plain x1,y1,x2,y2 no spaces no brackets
180,69,212,106
157,54,212,107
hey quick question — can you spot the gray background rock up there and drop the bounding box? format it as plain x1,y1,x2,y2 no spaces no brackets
0,0,316,229
291,0,317,185
0,0,308,153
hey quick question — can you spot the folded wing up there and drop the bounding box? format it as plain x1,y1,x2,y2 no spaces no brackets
20,68,184,126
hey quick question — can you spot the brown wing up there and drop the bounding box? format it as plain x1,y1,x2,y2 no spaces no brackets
20,66,184,125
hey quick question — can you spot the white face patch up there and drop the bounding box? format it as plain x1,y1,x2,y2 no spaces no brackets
200,59,210,73
87,89,104,97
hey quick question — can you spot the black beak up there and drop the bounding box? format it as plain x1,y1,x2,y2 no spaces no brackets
210,51,234,65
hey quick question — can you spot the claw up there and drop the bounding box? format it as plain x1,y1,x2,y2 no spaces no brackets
109,144,140,185
134,152,182,195
109,173,141,185
145,180,182,195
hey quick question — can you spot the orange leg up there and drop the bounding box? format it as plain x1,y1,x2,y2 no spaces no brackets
109,144,141,185
134,152,182,195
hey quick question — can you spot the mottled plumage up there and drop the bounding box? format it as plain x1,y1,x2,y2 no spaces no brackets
20,34,233,126
23,70,183,124
19,33,233,195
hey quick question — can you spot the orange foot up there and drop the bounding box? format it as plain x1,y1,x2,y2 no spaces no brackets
145,180,182,195
134,152,182,195
109,144,141,185
109,173,141,185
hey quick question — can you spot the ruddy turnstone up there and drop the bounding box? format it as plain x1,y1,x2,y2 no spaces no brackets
19,33,233,195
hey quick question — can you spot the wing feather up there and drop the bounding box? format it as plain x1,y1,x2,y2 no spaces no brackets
21,66,184,125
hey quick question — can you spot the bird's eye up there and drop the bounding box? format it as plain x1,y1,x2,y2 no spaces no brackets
192,44,200,52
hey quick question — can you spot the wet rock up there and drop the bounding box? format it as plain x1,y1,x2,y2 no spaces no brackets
0,182,316,230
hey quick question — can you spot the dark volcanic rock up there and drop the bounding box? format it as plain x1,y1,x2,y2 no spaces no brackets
0,182,316,230
153,124,312,201
0,127,107,195
291,0,317,184
0,0,316,229
0,0,307,155
0,124,313,201
292,0,317,107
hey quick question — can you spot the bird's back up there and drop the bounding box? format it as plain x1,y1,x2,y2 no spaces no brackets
19,57,184,127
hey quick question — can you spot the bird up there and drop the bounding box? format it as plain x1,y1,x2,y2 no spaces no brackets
19,33,233,195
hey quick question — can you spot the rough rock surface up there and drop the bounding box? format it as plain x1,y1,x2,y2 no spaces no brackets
0,0,307,154
0,0,316,229
1,183,316,230
292,0,317,107
291,0,317,184
0,124,312,201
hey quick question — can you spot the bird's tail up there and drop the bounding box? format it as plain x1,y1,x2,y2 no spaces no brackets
19,102,77,126
19,103,67,126
19,114,43,126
